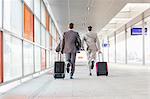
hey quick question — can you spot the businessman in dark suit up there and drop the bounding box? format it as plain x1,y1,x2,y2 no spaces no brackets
61,23,81,79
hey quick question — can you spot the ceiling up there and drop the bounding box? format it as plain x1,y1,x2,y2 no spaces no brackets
48,0,150,36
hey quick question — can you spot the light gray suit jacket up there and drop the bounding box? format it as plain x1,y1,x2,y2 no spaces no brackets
81,32,100,51
61,30,81,53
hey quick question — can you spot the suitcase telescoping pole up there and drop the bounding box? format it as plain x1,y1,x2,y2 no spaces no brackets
98,53,104,62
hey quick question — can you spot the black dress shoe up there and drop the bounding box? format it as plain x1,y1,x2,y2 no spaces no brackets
91,61,94,69
66,63,70,73
89,73,92,76
70,76,73,79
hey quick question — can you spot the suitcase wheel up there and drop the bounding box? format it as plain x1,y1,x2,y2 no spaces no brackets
62,74,65,78
106,72,108,76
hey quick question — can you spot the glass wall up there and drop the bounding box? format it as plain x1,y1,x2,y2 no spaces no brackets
23,41,34,76
24,0,33,11
3,0,23,37
34,17,41,44
41,26,46,47
41,49,46,70
46,50,50,68
144,16,150,65
109,36,115,63
24,4,34,41
127,22,143,64
34,0,41,20
35,46,41,72
3,33,22,82
41,1,46,26
46,31,50,49
116,31,125,63
0,0,60,84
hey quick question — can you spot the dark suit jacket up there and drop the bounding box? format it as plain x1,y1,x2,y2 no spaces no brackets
61,30,81,53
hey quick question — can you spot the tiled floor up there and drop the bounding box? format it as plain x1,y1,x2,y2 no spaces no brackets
0,64,150,99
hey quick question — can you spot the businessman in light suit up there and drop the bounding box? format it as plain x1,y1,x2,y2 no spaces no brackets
61,23,81,79
81,26,101,76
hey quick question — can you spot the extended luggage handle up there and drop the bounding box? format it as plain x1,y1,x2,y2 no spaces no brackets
98,52,104,62
58,52,62,61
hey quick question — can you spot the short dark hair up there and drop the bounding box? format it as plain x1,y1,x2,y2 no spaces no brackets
69,23,74,29
88,26,92,31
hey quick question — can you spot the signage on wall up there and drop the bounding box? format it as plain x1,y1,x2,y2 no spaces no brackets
102,43,110,47
131,28,147,35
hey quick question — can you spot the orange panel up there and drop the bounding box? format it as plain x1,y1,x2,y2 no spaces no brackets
41,49,46,70
50,34,53,49
49,17,51,33
0,32,3,83
24,5,34,42
46,11,49,32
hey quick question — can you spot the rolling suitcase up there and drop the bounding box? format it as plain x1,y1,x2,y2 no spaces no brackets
54,53,65,79
96,53,108,76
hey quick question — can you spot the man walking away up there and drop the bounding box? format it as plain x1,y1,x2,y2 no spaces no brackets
81,26,101,76
61,23,81,79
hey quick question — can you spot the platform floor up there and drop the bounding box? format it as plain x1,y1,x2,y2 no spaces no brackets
0,64,150,99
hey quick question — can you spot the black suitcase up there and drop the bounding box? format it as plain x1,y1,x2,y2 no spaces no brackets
96,53,108,76
54,53,65,79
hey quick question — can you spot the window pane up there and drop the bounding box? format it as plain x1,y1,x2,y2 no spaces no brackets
41,26,46,47
127,24,143,64
145,17,150,65
116,32,125,63
46,32,50,49
4,0,23,37
49,51,52,67
41,49,46,70
34,17,41,44
49,17,51,33
0,32,3,83
24,4,34,41
41,1,46,26
34,0,41,20
3,33,22,82
46,50,49,68
23,41,34,75
46,12,49,32
0,0,2,28
50,34,52,49
109,36,115,63
24,0,33,11
35,46,41,72
51,22,56,39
